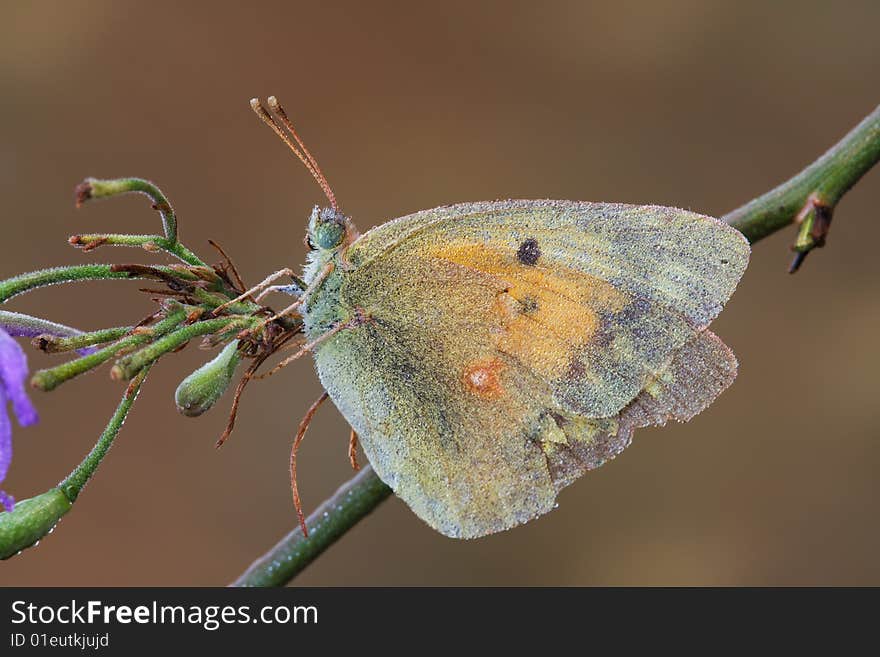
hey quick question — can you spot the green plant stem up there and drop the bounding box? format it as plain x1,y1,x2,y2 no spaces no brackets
0,263,244,321
0,264,192,304
231,466,393,587
723,104,880,243
81,178,184,249
31,309,187,391
59,366,151,501
111,316,248,380
0,367,148,558
35,326,132,353
232,103,880,588
70,233,204,267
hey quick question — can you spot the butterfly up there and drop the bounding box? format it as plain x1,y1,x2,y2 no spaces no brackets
240,97,750,539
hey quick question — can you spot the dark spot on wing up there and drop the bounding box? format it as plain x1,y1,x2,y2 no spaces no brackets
516,238,541,266
520,296,539,314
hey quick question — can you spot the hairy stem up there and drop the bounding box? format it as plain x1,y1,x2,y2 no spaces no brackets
232,103,880,588
0,367,149,558
78,178,185,250
59,367,151,501
31,309,187,391
35,326,132,354
0,264,193,304
110,316,248,381
69,233,205,268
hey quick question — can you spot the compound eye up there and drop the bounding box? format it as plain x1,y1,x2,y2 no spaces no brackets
314,221,345,249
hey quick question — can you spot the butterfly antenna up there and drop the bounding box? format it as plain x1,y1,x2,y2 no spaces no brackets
250,97,338,211
267,96,338,212
267,97,329,192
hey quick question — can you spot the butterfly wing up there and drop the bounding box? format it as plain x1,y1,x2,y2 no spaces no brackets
312,200,749,538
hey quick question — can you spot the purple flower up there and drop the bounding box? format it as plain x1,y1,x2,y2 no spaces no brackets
0,327,39,513
0,310,96,356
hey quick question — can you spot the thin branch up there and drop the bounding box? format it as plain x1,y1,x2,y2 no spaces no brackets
232,102,880,588
723,104,880,270
231,465,392,587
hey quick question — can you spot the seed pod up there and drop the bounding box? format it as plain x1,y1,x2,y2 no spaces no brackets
174,341,242,417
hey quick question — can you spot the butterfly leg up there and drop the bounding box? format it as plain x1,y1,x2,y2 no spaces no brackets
348,428,360,471
264,261,335,324
290,391,330,537
255,283,304,303
244,261,338,339
256,307,370,379
211,268,298,315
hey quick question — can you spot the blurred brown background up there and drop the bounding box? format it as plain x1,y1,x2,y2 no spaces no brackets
2,1,878,586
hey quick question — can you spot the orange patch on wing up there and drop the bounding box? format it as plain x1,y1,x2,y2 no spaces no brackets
426,241,629,379
463,358,506,398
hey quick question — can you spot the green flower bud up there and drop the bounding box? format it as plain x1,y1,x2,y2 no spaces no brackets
175,341,242,417
0,488,71,560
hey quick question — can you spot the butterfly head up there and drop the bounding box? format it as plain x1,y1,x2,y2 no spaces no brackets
307,205,356,251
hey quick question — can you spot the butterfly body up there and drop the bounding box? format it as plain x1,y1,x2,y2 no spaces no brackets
300,200,749,538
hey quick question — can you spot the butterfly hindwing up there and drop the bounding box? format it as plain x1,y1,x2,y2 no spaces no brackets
315,315,559,538
545,328,738,491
